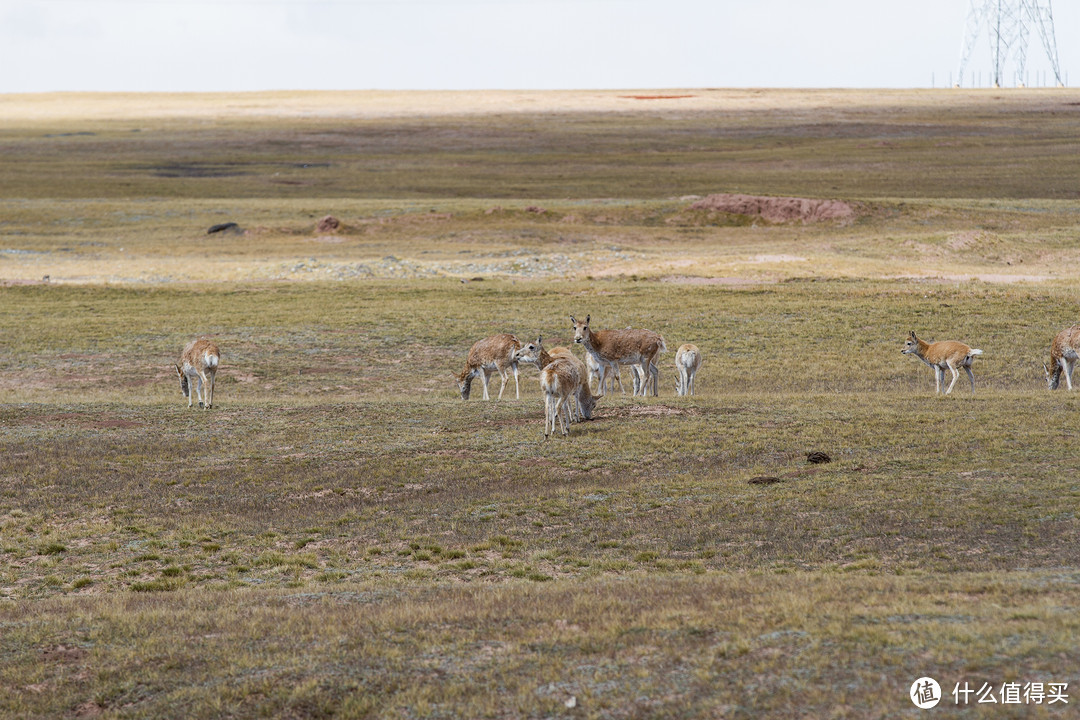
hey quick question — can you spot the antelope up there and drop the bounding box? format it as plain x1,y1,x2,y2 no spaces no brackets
901,330,983,395
585,352,624,395
674,343,703,396
512,337,597,424
541,357,596,438
629,361,661,396
570,315,666,397
176,338,220,409
455,334,522,400
1044,325,1080,390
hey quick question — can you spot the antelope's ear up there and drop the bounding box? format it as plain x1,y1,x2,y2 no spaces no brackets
569,315,576,325
175,364,182,377
536,336,542,344
909,330,917,339
585,314,590,324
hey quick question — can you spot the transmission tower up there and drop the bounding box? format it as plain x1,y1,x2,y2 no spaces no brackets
956,0,1064,87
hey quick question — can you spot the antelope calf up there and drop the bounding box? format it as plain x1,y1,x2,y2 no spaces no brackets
1045,325,1080,390
629,361,661,396
674,343,703,396
176,338,220,409
901,330,983,395
586,352,624,396
541,357,596,438
455,334,522,401
570,315,666,397
513,337,597,424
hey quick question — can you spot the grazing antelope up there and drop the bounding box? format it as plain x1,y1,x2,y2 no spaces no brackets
1045,325,1080,390
176,338,220,409
455,334,522,401
674,343,703,396
541,357,596,438
901,330,983,395
570,315,666,397
512,337,597,424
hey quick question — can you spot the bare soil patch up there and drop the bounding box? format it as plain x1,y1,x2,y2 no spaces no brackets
619,95,696,100
660,275,775,286
612,404,690,417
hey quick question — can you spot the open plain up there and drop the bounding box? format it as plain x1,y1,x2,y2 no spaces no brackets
2,89,1080,718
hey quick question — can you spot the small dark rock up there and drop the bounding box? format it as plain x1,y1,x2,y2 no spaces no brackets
207,222,241,235
806,451,832,464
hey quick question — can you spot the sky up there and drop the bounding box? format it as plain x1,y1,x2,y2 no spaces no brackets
1,0,1075,92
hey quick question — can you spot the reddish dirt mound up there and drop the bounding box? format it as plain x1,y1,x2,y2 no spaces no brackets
619,95,696,100
316,215,341,233
689,194,855,224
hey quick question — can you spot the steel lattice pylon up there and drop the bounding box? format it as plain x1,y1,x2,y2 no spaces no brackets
956,0,1064,87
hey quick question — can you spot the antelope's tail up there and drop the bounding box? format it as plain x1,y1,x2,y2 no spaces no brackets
970,349,984,356
204,351,220,369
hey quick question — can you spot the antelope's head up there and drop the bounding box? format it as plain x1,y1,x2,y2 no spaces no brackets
571,314,590,345
455,370,474,400
579,389,598,420
901,331,921,356
1045,361,1061,390
175,364,190,399
513,336,544,367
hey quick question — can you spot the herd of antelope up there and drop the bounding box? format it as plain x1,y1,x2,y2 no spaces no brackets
452,315,702,438
448,314,1080,439
173,319,1080,431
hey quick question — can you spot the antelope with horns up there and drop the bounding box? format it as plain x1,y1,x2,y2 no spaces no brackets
1045,325,1080,390
513,337,597,425
176,338,220,409
901,330,983,395
456,334,522,401
570,315,666,397
674,343,703,396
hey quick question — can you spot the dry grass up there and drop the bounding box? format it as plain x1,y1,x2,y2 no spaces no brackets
2,89,1080,718
3,573,1078,719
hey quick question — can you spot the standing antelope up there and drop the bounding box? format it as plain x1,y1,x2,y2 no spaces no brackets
1045,325,1080,390
674,343,703,396
901,330,983,395
176,338,220,409
586,352,624,396
455,334,522,400
513,337,597,425
570,315,666,397
629,361,661,396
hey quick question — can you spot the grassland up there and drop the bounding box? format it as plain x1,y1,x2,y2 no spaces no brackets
2,90,1080,718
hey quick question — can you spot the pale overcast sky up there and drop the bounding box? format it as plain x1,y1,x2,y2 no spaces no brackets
1,0,1075,92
